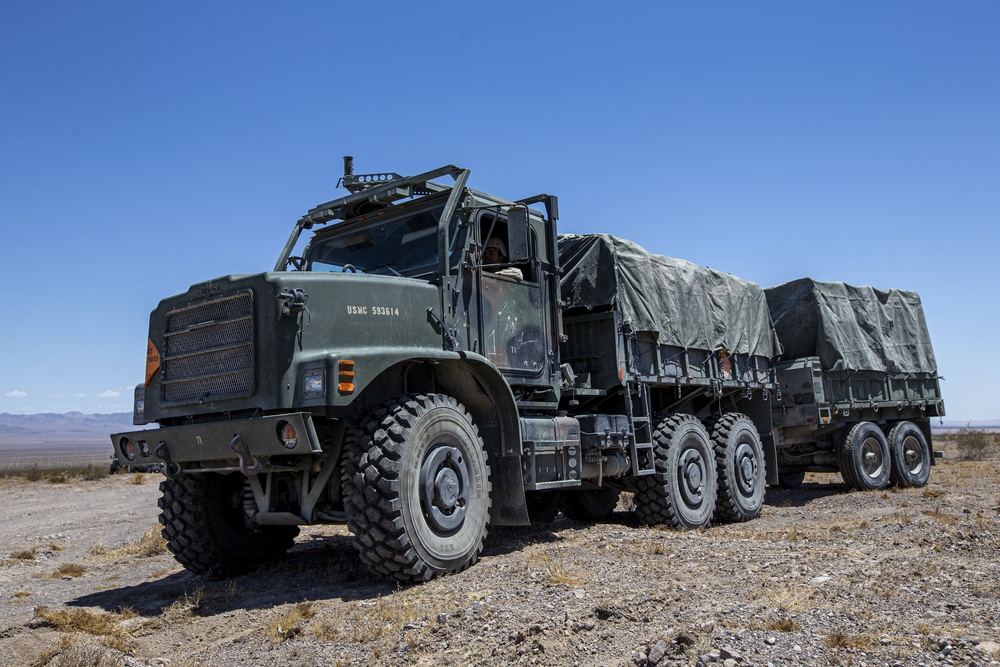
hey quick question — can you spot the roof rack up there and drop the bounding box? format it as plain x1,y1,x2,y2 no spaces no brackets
298,159,464,229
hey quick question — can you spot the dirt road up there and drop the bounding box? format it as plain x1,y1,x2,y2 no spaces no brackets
1,447,998,667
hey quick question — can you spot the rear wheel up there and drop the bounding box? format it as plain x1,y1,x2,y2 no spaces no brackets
777,470,806,489
886,421,931,487
634,414,716,529
839,421,890,490
525,491,563,524
343,393,491,583
710,414,766,522
561,488,621,521
158,473,298,579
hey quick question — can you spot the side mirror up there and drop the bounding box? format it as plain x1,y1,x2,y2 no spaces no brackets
507,206,530,262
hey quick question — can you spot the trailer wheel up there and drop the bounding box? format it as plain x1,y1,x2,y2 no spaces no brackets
158,473,299,579
710,414,766,522
561,488,621,521
839,421,891,490
634,414,716,529
777,470,806,489
886,421,931,488
343,393,491,583
525,491,563,524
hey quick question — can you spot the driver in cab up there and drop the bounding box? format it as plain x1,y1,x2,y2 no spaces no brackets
482,237,523,280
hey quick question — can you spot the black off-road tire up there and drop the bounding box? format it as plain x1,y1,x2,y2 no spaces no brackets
839,421,891,490
560,488,621,521
343,393,492,583
158,473,299,579
633,414,716,529
886,421,931,488
525,491,563,524
709,413,766,522
777,470,806,489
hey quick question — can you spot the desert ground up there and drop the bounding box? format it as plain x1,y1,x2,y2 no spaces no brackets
0,435,998,667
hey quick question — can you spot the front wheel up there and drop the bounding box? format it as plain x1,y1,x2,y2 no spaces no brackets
633,414,716,529
343,394,492,583
158,473,298,579
886,421,931,488
839,421,891,490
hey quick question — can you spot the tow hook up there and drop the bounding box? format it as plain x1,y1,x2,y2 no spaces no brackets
154,442,182,479
229,434,261,475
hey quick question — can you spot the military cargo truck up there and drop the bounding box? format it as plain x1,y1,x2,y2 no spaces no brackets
111,161,782,582
765,279,945,490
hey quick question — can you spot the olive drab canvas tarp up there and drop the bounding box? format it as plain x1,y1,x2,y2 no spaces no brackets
764,278,938,374
558,234,782,358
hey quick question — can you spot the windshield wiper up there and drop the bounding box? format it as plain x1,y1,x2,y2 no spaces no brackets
367,264,403,277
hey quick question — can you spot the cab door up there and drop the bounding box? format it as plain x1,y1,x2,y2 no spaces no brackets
474,212,551,388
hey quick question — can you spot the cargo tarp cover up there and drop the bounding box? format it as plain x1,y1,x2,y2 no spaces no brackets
764,278,937,373
558,234,781,358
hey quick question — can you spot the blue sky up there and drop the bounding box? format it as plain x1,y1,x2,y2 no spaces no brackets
1,2,997,423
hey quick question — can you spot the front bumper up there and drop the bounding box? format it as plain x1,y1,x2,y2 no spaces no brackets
111,412,323,477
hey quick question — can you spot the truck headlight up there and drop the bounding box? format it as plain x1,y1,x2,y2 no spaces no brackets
132,385,146,425
303,371,325,396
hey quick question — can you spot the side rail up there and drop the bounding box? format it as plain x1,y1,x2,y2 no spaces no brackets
823,369,945,419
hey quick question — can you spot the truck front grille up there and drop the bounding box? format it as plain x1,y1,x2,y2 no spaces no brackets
162,291,255,403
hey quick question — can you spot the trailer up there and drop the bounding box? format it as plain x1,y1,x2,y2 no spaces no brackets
766,278,945,490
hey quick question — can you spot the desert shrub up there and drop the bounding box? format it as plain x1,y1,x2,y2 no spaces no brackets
81,464,109,481
954,428,998,461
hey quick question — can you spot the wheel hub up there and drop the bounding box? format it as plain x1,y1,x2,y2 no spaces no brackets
734,443,758,495
860,437,885,478
420,445,469,533
902,435,924,473
678,448,705,506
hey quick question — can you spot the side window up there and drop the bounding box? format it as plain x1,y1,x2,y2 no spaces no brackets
479,213,536,282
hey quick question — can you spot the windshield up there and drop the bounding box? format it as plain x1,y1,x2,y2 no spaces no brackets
305,206,465,277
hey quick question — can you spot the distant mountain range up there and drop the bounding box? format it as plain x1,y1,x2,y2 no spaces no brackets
0,412,134,436
0,411,995,438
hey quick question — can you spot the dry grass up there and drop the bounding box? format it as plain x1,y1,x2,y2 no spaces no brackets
163,589,203,623
30,634,129,667
50,563,87,578
29,635,75,667
33,605,137,641
88,524,167,561
130,472,146,485
825,631,878,650
266,602,317,643
312,590,452,650
769,617,801,632
536,552,584,586
765,585,819,612
10,547,38,561
922,510,960,525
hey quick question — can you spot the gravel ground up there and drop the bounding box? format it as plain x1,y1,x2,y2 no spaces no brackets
1,440,998,667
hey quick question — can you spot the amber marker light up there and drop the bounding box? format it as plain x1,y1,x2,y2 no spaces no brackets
120,437,137,461
338,359,356,393
277,421,299,448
